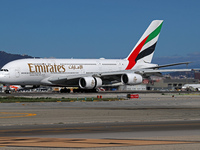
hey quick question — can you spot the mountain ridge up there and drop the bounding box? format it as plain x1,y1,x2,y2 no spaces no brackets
0,51,33,68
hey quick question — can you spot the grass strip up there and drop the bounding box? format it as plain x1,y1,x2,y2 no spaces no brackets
0,96,125,103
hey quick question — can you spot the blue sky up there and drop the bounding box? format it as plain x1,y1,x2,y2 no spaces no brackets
0,0,200,61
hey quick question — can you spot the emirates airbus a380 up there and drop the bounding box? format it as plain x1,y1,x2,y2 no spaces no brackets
0,20,191,93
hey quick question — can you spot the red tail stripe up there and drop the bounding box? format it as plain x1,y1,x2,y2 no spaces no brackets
125,36,149,70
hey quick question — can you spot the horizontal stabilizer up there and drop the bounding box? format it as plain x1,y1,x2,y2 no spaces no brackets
147,62,192,69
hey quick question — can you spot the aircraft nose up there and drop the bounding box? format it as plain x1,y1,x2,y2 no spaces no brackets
0,74,4,81
0,73,9,84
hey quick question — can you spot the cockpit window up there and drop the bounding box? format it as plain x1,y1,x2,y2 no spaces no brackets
0,69,9,72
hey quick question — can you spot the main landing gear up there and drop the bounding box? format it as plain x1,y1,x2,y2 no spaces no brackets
59,88,97,93
60,88,71,93
73,88,97,93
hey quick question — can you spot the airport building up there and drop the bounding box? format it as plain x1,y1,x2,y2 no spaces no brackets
194,71,200,80
146,79,199,91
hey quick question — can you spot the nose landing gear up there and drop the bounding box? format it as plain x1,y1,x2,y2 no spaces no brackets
4,85,11,94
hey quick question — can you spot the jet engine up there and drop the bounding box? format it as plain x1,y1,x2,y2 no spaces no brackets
79,77,102,89
121,73,143,85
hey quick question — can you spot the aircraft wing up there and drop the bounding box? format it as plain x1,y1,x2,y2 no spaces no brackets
48,74,90,82
97,68,191,76
47,68,192,86
99,68,192,80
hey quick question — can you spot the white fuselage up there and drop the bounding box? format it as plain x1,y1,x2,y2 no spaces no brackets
0,58,130,86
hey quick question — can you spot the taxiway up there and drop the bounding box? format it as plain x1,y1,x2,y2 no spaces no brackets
0,92,200,149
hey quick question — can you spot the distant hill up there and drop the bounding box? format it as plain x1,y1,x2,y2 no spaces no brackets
0,51,33,68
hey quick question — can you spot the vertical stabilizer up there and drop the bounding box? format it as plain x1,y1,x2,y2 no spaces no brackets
125,20,163,70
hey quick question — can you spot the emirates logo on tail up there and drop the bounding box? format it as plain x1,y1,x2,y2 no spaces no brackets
125,20,163,70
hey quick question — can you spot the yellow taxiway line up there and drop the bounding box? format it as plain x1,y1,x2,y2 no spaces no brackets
0,112,36,119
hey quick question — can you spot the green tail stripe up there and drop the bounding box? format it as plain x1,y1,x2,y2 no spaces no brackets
144,22,163,45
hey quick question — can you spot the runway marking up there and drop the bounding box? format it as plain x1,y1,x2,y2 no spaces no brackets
0,112,36,119
0,137,199,148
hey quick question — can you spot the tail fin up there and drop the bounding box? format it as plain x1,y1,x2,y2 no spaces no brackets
125,20,163,70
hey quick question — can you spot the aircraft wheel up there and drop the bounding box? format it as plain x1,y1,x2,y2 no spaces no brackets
5,90,11,94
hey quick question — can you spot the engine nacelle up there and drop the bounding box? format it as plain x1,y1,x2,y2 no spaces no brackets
79,77,102,89
121,73,143,85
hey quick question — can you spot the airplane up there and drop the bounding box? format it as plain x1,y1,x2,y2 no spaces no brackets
0,20,192,93
182,84,200,91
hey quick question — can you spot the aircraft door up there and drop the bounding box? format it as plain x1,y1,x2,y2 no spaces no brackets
117,61,122,70
15,69,20,78
97,61,102,72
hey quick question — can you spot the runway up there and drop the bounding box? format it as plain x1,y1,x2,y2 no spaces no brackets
0,93,200,149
